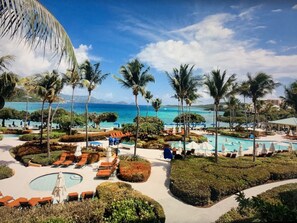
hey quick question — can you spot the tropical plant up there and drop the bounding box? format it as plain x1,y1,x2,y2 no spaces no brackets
0,0,77,68
244,72,279,162
114,59,155,157
80,60,109,149
281,81,297,115
173,113,205,124
0,55,14,72
0,72,19,100
62,68,82,134
166,64,201,156
89,112,118,129
144,91,153,117
204,69,236,163
151,98,162,117
239,82,250,130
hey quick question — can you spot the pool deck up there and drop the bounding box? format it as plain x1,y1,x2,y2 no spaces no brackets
0,134,297,223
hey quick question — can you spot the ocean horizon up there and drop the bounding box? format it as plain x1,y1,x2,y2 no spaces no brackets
4,102,223,128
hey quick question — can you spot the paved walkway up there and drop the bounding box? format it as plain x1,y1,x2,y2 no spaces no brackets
0,136,296,223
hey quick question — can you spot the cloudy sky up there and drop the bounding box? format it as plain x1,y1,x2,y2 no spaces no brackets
1,0,297,105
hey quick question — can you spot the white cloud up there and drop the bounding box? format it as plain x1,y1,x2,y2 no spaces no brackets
292,4,297,10
271,9,282,13
238,5,261,21
0,36,98,76
267,40,277,44
137,13,297,83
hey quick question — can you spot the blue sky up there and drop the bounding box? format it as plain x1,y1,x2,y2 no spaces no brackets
1,0,297,105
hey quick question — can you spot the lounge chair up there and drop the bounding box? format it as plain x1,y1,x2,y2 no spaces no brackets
266,152,274,157
99,157,118,169
0,196,14,206
225,153,231,157
52,152,69,166
19,197,41,207
75,153,89,168
67,192,79,201
81,191,94,200
230,153,237,158
61,154,75,167
38,197,53,206
6,197,27,208
96,165,117,179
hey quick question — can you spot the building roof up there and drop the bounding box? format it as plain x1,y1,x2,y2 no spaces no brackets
268,117,297,126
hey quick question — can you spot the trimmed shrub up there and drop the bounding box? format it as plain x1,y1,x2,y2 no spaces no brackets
59,132,108,142
118,155,151,182
19,132,65,141
0,165,14,179
170,154,297,207
21,151,63,166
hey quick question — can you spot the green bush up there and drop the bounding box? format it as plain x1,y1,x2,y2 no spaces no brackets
19,132,65,141
170,154,297,207
21,151,64,166
217,183,297,222
59,133,107,142
0,165,14,179
0,134,3,141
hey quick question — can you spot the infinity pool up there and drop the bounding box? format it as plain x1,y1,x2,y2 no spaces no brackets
30,172,83,191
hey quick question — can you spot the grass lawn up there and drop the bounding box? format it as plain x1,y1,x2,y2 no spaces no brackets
170,152,297,206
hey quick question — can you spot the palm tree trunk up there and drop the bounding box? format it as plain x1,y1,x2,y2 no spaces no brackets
252,102,257,162
24,95,29,129
47,103,52,158
134,94,140,157
181,99,186,158
85,92,91,150
70,85,75,135
215,103,219,163
229,101,232,131
40,100,45,145
50,100,60,134
244,96,248,131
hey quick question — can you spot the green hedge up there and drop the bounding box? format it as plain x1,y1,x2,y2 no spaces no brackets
21,151,64,166
19,132,65,141
0,165,14,179
170,153,297,207
59,133,108,142
97,182,165,223
216,183,297,222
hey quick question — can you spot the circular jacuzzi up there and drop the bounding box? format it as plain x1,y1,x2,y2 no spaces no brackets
30,172,83,191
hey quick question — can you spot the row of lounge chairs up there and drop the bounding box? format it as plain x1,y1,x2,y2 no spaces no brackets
110,131,131,139
0,191,95,208
96,156,118,179
52,152,89,168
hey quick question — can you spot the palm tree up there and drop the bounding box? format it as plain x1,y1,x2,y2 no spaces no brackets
239,82,250,130
63,68,82,135
0,72,19,100
144,91,153,118
204,69,236,163
244,72,279,162
0,55,14,72
80,60,109,149
152,98,162,117
281,81,297,116
225,83,239,131
0,1,77,68
114,59,155,157
166,64,201,156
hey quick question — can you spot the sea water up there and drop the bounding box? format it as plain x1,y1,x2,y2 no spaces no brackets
4,102,222,128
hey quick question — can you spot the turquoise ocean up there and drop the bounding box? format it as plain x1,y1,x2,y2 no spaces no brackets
4,102,222,128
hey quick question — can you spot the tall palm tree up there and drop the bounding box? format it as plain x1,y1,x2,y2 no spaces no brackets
80,60,109,149
0,0,77,68
166,64,201,156
0,72,19,99
244,72,279,162
239,82,250,130
281,81,297,116
152,98,162,117
225,83,238,131
204,69,236,163
63,68,82,135
45,72,64,157
144,91,153,118
114,59,155,157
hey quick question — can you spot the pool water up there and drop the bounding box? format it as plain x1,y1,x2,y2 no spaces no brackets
204,135,295,152
30,172,83,191
3,134,21,138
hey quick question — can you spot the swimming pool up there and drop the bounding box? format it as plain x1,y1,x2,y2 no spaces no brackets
204,135,295,152
30,172,83,191
3,134,21,138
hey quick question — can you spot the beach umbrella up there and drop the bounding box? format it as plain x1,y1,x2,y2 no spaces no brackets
269,142,276,153
52,172,67,203
200,142,214,156
289,130,293,136
288,142,295,152
177,140,182,154
186,141,200,150
222,144,226,153
106,147,112,162
261,144,267,154
238,143,243,156
74,144,82,157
